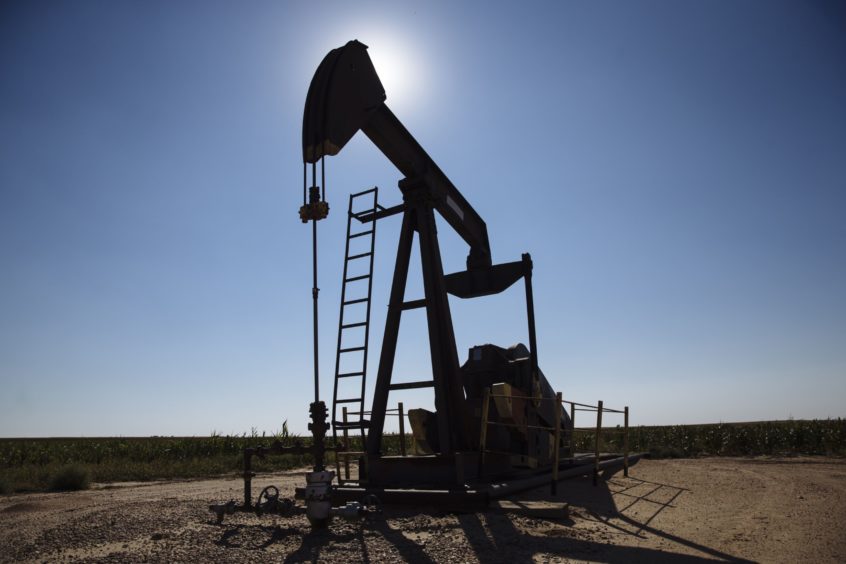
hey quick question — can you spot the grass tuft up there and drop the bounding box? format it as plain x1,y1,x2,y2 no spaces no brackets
49,464,90,491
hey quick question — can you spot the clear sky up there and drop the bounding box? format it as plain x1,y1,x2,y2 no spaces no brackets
1,1,844,437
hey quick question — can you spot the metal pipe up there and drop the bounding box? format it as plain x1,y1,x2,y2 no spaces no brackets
593,400,603,486
310,159,321,403
311,216,319,403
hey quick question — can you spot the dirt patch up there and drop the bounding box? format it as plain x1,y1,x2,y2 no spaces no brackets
0,458,843,562
1,503,42,514
0,495,96,515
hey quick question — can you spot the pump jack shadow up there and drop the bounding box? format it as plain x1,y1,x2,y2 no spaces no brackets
280,527,364,564
215,522,371,563
279,519,437,564
214,523,301,551
212,470,754,563
454,471,755,564
215,516,437,564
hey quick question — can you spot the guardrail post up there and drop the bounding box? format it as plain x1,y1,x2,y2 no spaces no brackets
478,387,491,478
342,407,351,481
623,405,629,477
398,402,407,457
551,392,562,495
569,402,576,457
593,400,603,486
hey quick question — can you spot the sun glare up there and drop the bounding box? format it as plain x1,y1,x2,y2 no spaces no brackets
330,27,427,114
367,39,416,106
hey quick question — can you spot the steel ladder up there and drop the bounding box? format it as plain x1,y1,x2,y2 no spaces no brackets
331,187,381,454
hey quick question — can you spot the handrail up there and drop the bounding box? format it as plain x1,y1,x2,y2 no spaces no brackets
334,394,631,490
487,393,626,414
478,388,631,491
335,401,409,485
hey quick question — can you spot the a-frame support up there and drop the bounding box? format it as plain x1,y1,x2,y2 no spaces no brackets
365,182,467,457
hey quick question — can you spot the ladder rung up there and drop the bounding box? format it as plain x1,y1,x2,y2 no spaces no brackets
343,298,369,306
351,187,377,198
336,398,362,404
389,381,435,391
337,371,365,378
345,274,371,283
339,346,366,353
342,322,367,329
347,252,372,260
349,230,373,239
400,299,427,310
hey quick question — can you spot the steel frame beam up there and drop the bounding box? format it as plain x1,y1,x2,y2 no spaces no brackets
365,182,467,457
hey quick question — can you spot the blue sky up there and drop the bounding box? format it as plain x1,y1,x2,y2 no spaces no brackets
1,1,844,437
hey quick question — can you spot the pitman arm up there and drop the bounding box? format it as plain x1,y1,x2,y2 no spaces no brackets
302,40,492,269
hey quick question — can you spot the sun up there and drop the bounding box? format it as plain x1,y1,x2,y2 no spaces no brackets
320,20,430,115
356,32,427,114
367,40,412,102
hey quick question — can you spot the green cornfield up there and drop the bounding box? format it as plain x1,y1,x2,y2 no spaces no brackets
0,429,406,493
571,418,846,459
0,419,843,493
0,434,291,493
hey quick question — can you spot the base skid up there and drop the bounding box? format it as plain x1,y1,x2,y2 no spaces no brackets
295,452,643,509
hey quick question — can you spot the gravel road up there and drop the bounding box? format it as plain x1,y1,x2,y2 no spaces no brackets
1,457,844,563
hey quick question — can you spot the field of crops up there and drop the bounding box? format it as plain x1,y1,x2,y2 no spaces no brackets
1,419,843,494
0,429,406,493
574,418,846,458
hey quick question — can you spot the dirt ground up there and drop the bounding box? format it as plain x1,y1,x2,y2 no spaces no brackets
1,457,844,563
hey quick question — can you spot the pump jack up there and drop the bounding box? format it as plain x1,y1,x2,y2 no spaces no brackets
210,40,639,527
302,39,574,487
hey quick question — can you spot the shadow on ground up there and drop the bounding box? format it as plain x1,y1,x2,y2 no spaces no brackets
478,470,754,563
213,470,754,563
